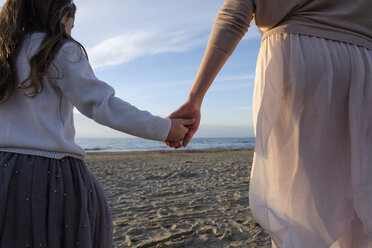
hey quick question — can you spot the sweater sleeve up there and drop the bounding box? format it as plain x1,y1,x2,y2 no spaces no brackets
50,41,171,141
208,0,255,55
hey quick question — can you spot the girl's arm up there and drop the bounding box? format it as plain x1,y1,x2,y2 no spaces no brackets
51,41,190,142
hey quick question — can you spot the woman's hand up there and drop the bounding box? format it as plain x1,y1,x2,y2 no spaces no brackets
166,118,195,142
166,101,201,148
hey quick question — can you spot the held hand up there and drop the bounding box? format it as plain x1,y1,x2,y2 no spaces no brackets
166,118,195,142
166,101,201,148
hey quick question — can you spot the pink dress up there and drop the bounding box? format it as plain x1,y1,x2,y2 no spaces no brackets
249,32,372,247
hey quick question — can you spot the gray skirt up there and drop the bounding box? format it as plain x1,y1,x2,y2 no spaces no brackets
0,152,113,248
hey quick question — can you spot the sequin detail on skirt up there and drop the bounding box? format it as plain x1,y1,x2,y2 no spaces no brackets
0,152,113,248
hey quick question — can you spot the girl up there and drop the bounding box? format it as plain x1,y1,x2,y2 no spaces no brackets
168,0,372,247
0,0,193,247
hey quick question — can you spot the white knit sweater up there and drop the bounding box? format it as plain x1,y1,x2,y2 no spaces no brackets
0,32,171,159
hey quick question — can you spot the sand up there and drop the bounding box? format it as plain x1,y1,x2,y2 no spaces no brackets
85,149,271,248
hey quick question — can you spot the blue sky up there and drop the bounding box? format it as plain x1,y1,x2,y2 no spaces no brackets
2,0,262,138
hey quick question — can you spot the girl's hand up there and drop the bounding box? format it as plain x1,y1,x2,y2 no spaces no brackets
166,118,195,142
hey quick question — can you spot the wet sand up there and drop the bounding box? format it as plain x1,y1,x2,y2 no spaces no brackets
85,149,271,248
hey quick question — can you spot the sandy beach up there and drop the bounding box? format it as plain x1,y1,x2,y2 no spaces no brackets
85,149,271,248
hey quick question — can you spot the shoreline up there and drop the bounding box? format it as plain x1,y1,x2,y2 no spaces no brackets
85,147,254,156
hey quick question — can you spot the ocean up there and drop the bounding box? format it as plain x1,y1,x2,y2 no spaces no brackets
75,137,255,152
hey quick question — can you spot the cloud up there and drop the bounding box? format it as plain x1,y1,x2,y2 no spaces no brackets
88,29,207,69
86,24,260,69
73,0,259,69
73,0,224,64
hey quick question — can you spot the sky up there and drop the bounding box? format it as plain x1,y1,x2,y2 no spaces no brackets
1,0,262,138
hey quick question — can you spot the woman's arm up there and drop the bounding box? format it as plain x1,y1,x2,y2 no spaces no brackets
167,44,229,147
188,44,230,107
168,0,255,147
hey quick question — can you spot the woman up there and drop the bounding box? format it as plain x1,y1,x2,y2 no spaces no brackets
168,0,372,247
0,0,192,247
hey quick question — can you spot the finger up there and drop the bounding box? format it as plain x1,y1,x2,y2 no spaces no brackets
182,129,196,147
182,118,195,126
174,143,183,149
164,141,175,147
182,125,190,134
168,141,181,148
167,141,182,149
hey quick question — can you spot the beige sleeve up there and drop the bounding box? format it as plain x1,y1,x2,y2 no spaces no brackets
208,0,255,55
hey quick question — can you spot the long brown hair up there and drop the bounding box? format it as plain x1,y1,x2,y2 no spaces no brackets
0,0,86,101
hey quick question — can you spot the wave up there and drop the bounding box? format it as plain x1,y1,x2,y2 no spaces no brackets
77,137,255,152
85,147,111,151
